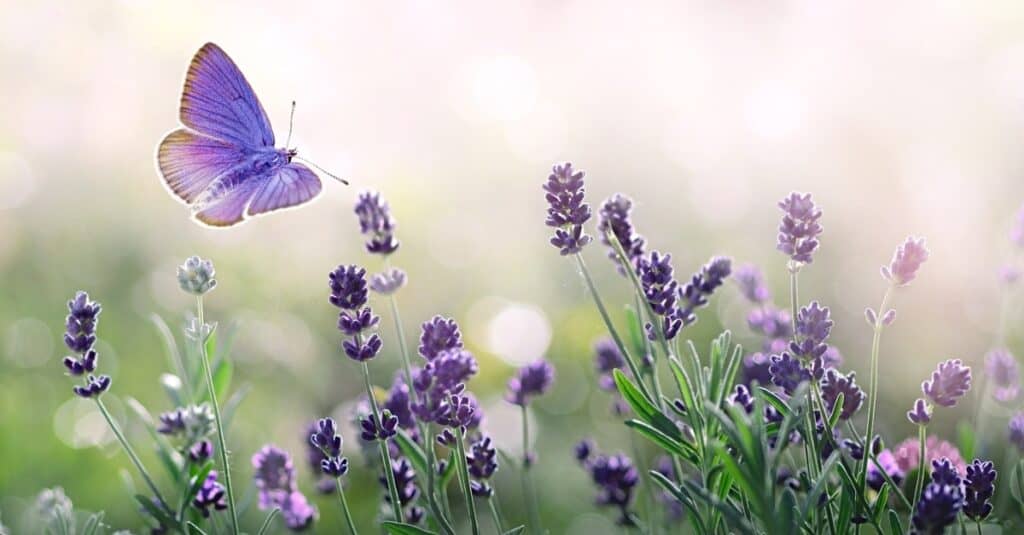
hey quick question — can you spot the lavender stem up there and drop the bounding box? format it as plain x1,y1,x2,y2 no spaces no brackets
359,360,404,522
94,398,173,517
454,427,481,535
334,479,359,535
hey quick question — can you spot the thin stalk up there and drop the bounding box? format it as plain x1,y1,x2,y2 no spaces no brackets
383,258,418,398
359,360,404,522
912,424,928,509
94,398,172,515
859,286,894,496
422,422,457,535
455,427,481,535
256,508,281,535
195,296,238,535
335,479,359,535
488,494,506,533
521,405,542,535
574,253,653,402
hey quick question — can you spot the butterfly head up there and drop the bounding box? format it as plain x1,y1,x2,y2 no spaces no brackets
286,148,298,163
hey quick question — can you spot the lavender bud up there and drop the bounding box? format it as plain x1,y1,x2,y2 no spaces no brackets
769,353,810,395
418,316,463,360
881,237,929,286
370,268,407,295
359,410,398,441
963,459,996,521
177,256,217,296
733,264,771,304
597,194,645,275
820,369,865,421
544,162,593,255
505,360,555,407
776,192,823,266
881,309,896,326
252,445,297,510
64,291,101,354
193,471,228,517
906,398,932,425
922,359,971,407
864,308,877,326
189,440,214,462
1009,413,1024,451
911,482,962,535
985,348,1020,403
355,191,400,255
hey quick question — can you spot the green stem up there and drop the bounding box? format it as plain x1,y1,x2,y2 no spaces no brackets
422,422,457,535
94,398,172,515
574,253,653,402
359,360,404,522
196,296,239,535
455,427,481,535
256,508,281,535
912,424,928,509
335,479,359,535
521,405,542,535
488,495,506,533
859,286,894,501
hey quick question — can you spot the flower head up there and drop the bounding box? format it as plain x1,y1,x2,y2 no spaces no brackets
1009,412,1024,451
355,191,399,255
963,459,996,521
911,482,962,535
189,440,214,462
329,264,383,361
820,369,865,421
577,445,639,526
384,372,416,429
278,491,317,531
418,316,463,361
412,349,479,424
193,471,228,517
906,398,932,425
252,445,297,509
769,352,809,395
888,436,966,477
64,291,101,353
985,348,1020,403
381,457,420,515
638,251,682,340
594,338,625,390
158,404,215,444
370,268,407,295
544,162,592,255
790,301,832,362
359,410,399,442
733,264,771,304
776,192,823,265
506,360,555,406
922,359,971,408
328,265,369,310
467,435,498,497
676,256,732,329
881,237,929,286
727,384,755,414
177,256,217,296
310,417,349,478
598,194,645,275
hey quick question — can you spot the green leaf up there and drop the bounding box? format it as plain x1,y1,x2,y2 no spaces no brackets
678,477,757,535
757,387,793,419
777,488,798,534
648,471,707,534
186,521,210,535
441,449,458,487
667,356,701,430
184,462,214,510
1011,460,1024,506
211,358,233,401
501,527,526,535
81,511,104,535
134,494,176,528
124,397,184,483
613,369,680,440
625,419,698,463
624,305,645,355
872,484,891,526
827,392,844,430
220,383,251,429
150,314,190,397
381,520,439,535
957,421,976,469
887,509,905,535
799,453,839,522
394,429,429,477
257,508,281,535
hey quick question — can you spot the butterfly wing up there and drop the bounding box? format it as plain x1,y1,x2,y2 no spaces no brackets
156,128,249,204
247,162,323,216
180,43,275,148
193,178,264,227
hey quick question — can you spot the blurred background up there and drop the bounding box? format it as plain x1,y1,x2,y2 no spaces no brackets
3,0,1024,532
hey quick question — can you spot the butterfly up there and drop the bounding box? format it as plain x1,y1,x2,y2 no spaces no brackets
156,42,345,227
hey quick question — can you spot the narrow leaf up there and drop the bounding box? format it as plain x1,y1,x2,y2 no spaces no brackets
613,369,681,440
382,520,439,535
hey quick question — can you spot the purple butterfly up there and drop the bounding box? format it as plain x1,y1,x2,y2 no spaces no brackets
156,43,344,227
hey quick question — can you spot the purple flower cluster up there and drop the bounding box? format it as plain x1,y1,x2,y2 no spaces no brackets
384,372,416,429
355,191,399,255
411,347,479,426
922,359,971,407
768,352,810,395
544,162,592,255
911,459,963,535
776,192,823,265
638,251,681,339
251,445,316,530
359,411,399,442
310,418,350,479
506,360,555,407
193,471,228,517
370,268,407,295
575,441,639,526
303,422,336,494
963,459,996,521
1009,413,1024,451
676,256,732,329
467,435,498,497
418,316,463,360
985,349,1020,403
598,194,645,275
769,301,836,394
329,265,382,361
881,237,929,287
381,457,423,524
820,369,865,421
61,292,111,398
733,263,771,304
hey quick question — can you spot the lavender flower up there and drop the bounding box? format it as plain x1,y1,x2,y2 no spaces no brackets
881,237,929,286
776,192,823,265
467,435,498,497
727,384,755,414
384,372,416,429
418,316,463,360
157,404,215,445
506,360,555,406
594,338,625,390
820,369,865,421
329,265,382,361
310,418,349,478
638,251,682,340
544,162,592,255
791,301,832,362
985,348,1020,402
412,348,479,425
734,264,771,304
963,459,996,521
359,410,399,441
303,422,335,494
177,256,217,296
931,458,961,486
277,491,317,531
189,440,213,462
61,292,111,398
769,352,810,395
577,446,639,526
355,191,399,255
747,306,793,348
906,398,932,425
675,256,732,329
574,439,595,462
740,352,774,386
381,458,421,521
922,359,971,407
193,471,228,517
597,194,645,274
252,445,297,509
370,268,407,295
1010,413,1024,451
911,482,962,535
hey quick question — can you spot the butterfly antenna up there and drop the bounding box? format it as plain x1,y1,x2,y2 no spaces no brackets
295,156,349,185
285,100,296,148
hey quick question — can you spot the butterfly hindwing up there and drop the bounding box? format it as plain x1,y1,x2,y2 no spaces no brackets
180,43,275,148
193,178,265,227
247,163,323,216
156,128,249,204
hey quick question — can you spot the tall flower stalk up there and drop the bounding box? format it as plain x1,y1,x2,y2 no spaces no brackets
311,418,358,534
507,360,554,535
179,256,240,535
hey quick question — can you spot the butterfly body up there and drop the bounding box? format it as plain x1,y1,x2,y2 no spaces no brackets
156,43,324,227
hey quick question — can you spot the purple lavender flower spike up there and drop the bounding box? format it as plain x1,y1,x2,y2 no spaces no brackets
381,457,420,517
638,251,682,340
1010,413,1024,451
598,194,645,275
676,256,732,329
412,349,479,425
931,458,961,486
734,264,771,304
303,422,335,494
359,410,399,442
881,237,929,286
985,348,1020,403
64,291,101,353
467,435,498,497
820,369,865,421
574,439,595,462
355,191,399,255
278,491,316,531
193,471,228,517
747,306,792,345
906,398,932,425
418,316,463,360
252,445,297,510
727,384,755,414
791,301,832,361
544,162,593,255
329,264,383,362
329,265,369,310
594,338,626,390
189,440,213,462
506,360,555,406
911,482,962,534
384,372,416,429
311,417,349,478
922,359,971,407
776,192,823,266
370,268,407,295
963,459,996,521
769,353,810,395
577,446,640,526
